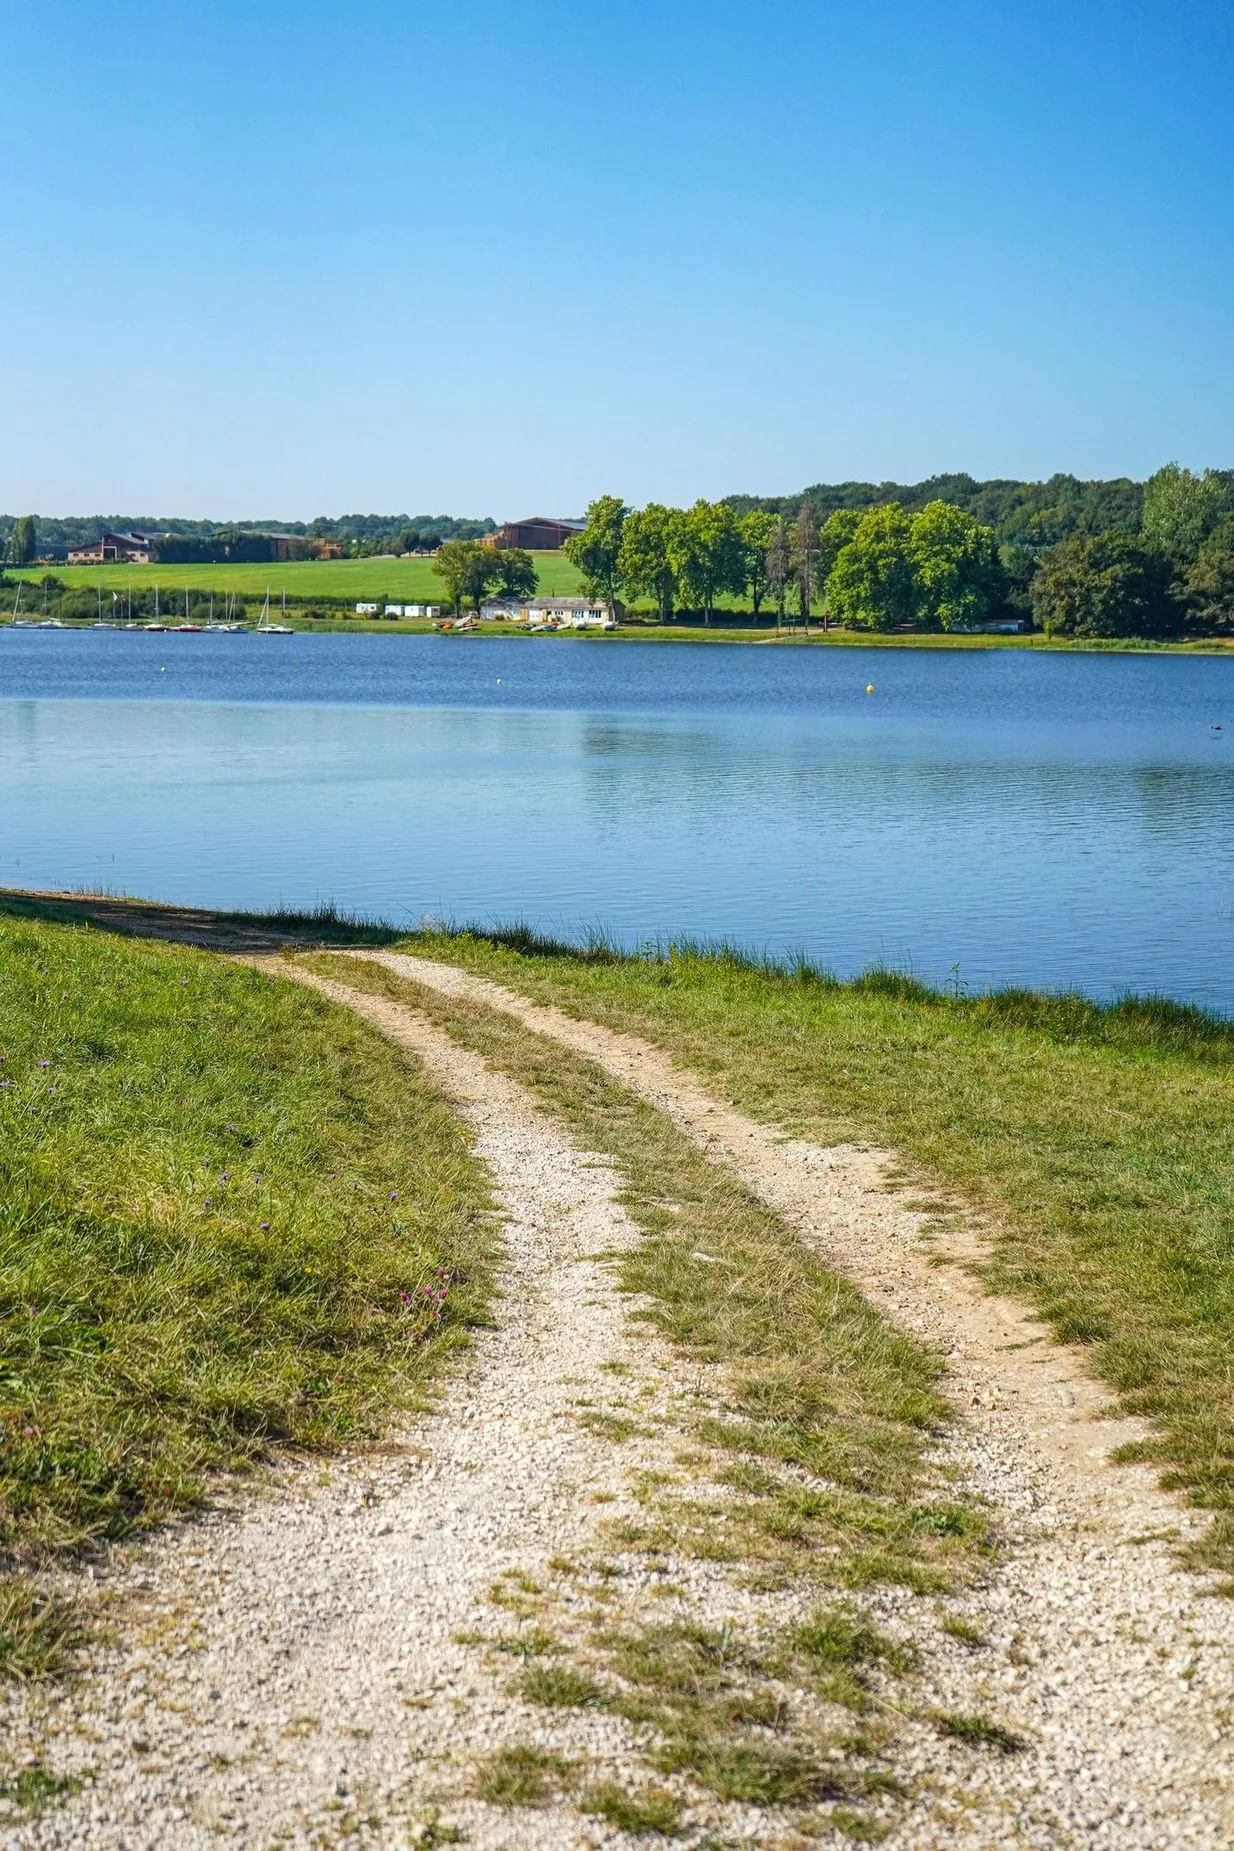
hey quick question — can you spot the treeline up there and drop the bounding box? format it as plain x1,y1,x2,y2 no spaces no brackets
565,466,1234,637
729,471,1149,552
0,512,495,561
564,494,1010,630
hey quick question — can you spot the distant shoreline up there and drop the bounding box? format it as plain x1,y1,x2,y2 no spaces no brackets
4,617,1234,655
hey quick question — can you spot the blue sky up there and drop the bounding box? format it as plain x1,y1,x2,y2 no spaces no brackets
2,0,1232,519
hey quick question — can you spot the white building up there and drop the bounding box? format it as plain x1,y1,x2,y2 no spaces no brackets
479,596,614,629
355,602,379,614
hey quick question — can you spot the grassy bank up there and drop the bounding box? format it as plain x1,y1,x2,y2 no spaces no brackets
381,928,1234,1574
0,912,496,1663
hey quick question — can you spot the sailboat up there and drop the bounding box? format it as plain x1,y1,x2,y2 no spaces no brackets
175,588,203,633
11,582,35,627
256,587,294,635
143,585,166,632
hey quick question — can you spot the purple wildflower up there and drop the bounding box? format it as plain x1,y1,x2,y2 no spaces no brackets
38,1060,50,1070
260,1221,270,1230
389,1190,398,1201
220,1172,230,1182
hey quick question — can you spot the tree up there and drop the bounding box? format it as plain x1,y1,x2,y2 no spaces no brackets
10,516,37,565
826,504,919,630
1183,516,1234,634
618,504,682,623
1031,531,1178,638
564,494,627,617
910,500,1005,631
738,510,778,617
765,517,791,626
432,539,498,616
1142,464,1231,562
818,508,862,580
669,500,744,627
790,505,820,625
491,545,537,600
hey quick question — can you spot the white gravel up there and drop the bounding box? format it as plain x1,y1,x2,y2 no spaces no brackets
4,959,1233,1849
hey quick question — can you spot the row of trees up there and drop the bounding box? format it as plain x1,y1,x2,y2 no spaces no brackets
562,466,1234,637
562,494,1009,631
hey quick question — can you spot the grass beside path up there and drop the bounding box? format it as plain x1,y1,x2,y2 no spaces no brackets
0,916,496,1590
385,930,1234,1575
306,953,985,1595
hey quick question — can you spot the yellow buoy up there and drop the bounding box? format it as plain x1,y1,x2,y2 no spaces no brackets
866,683,875,694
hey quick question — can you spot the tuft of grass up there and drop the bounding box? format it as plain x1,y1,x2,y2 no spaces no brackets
474,1744,576,1807
0,1762,88,1814
791,1606,917,1709
935,1711,1025,1754
657,1736,847,1806
371,926,1234,1572
579,1780,683,1834
0,916,496,1578
0,1579,85,1681
522,1663,609,1707
941,1615,987,1649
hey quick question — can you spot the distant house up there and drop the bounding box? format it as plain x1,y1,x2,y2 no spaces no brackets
480,596,614,629
67,530,154,565
490,516,585,551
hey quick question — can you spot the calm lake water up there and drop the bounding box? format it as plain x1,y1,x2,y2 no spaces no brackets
3,630,1233,1010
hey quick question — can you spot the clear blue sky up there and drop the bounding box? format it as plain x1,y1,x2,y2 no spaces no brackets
2,0,1232,520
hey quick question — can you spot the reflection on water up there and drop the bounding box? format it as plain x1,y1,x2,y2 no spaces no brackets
1,632,1233,1009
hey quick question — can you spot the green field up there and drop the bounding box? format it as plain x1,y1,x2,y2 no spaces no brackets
6,551,583,603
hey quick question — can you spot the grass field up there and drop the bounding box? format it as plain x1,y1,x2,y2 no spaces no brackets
0,911,496,1670
380,927,1234,1576
5,552,583,603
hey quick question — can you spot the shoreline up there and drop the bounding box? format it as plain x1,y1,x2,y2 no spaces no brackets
3,617,1234,654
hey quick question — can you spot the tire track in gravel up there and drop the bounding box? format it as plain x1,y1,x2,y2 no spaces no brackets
320,949,1234,1849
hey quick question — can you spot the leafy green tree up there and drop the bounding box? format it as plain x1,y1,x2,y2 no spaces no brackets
1142,464,1231,562
432,539,497,616
826,504,919,630
10,516,37,565
910,500,1005,630
818,509,862,579
738,510,778,616
669,500,744,627
1031,531,1178,638
1183,516,1234,633
618,504,682,623
491,546,538,600
564,494,627,616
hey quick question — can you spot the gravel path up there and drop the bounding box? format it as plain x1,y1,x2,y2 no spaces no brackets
342,950,1234,1847
4,960,1233,1848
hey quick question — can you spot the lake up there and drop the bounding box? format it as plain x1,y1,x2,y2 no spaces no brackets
2,629,1233,1010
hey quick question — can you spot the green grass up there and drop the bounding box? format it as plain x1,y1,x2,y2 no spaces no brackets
579,1780,684,1834
4,551,583,602
362,928,1234,1575
0,915,496,1582
474,1744,577,1806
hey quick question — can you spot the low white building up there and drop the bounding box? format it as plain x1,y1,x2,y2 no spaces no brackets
479,596,614,629
355,602,379,614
